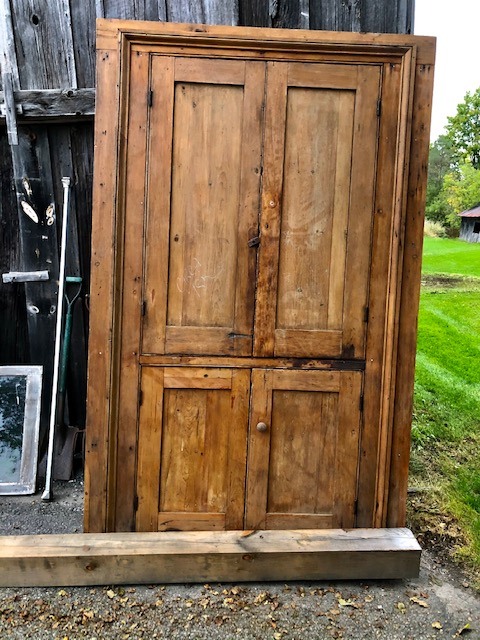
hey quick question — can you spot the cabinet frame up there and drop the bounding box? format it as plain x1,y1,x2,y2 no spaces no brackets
85,20,435,534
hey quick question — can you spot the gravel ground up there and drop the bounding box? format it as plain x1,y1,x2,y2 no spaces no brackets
0,476,479,640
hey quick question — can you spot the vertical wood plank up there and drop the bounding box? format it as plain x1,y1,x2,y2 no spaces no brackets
142,56,174,355
334,371,362,527
84,46,120,533
70,0,96,87
253,62,287,357
341,66,381,359
0,131,28,365
113,49,150,531
374,50,415,527
225,369,250,529
356,62,402,528
239,0,309,28
166,0,238,25
167,82,243,330
10,0,78,89
387,62,435,527
244,369,272,529
309,0,414,34
136,367,164,531
327,92,355,330
232,61,264,343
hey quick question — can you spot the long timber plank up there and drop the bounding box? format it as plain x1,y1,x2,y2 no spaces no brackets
0,528,420,587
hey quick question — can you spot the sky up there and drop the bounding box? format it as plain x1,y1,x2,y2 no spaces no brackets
414,0,480,141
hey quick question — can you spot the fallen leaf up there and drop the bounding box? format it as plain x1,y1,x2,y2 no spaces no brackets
396,602,406,612
57,590,68,597
255,592,268,604
410,596,429,608
431,621,442,630
364,595,374,603
458,623,473,635
338,598,359,608
106,590,116,599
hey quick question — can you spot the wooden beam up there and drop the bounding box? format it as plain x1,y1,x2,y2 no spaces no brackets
0,528,421,587
0,89,95,122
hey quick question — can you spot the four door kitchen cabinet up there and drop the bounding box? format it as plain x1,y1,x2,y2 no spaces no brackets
84,20,435,534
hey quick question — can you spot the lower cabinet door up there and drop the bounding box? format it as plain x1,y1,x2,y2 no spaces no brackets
136,367,250,531
245,369,363,530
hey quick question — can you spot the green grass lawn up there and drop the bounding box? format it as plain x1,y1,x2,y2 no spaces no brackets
422,236,480,277
411,236,480,577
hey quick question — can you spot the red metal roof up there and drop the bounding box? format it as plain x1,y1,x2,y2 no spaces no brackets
459,205,480,218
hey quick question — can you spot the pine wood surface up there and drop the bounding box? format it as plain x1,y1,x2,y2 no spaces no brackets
85,21,435,536
0,528,421,587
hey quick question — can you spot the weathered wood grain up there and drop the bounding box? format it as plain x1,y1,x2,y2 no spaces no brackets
10,0,77,89
98,0,167,21
86,22,434,540
309,0,413,34
138,356,366,370
0,89,95,121
136,367,249,532
0,528,421,586
245,370,362,530
387,62,435,527
84,47,120,533
0,132,28,364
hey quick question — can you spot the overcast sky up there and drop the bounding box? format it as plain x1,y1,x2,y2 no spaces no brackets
414,0,480,141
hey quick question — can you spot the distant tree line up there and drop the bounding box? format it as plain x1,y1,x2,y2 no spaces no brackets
426,87,480,235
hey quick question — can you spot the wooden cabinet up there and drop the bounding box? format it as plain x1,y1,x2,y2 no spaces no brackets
85,21,435,534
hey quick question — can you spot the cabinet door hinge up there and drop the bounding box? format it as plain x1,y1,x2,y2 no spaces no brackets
376,98,382,117
363,305,369,323
148,89,154,107
138,389,144,407
141,300,147,317
354,498,359,517
133,494,139,512
359,394,364,413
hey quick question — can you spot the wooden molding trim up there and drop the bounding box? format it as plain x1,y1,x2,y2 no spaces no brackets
0,528,421,587
96,19,435,65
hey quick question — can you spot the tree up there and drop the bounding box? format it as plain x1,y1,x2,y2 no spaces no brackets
426,89,480,233
425,135,455,222
428,161,480,233
445,88,480,169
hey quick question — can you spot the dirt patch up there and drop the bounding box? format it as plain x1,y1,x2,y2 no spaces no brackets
421,274,466,288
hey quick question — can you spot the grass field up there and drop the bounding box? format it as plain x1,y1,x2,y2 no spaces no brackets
410,236,480,578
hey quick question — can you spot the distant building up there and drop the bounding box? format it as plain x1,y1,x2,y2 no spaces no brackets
459,205,480,243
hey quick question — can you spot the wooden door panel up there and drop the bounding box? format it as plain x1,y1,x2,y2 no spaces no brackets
142,58,264,356
245,369,362,530
254,62,380,359
136,367,250,531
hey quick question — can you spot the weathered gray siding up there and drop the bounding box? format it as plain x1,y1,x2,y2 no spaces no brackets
459,218,480,243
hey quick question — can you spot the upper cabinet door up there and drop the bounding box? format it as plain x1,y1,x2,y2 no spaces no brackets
142,57,264,356
254,62,381,359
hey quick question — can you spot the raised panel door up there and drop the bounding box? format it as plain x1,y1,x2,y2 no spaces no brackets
136,367,250,531
254,62,381,359
245,369,363,530
142,57,264,356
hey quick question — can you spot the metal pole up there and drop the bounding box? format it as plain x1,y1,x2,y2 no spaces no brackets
41,177,71,501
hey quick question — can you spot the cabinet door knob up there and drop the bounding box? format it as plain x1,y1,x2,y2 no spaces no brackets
256,422,268,433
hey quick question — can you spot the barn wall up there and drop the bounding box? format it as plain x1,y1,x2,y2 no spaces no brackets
459,218,480,243
0,0,415,436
